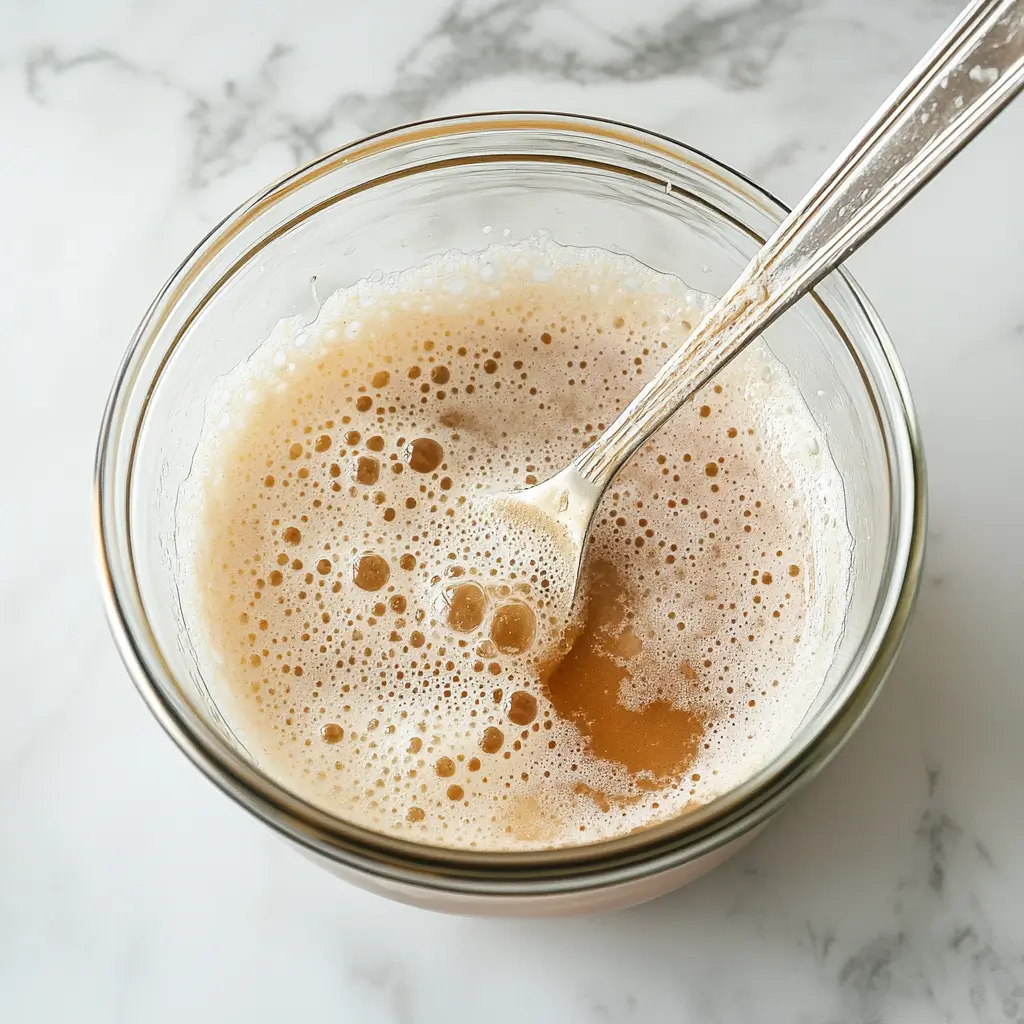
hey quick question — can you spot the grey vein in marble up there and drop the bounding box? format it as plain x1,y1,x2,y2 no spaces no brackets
23,0,805,188
831,768,1023,1022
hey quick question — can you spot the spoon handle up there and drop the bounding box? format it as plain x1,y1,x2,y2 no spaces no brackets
574,0,1024,489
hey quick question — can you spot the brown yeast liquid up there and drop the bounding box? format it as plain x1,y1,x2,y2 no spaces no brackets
181,240,850,850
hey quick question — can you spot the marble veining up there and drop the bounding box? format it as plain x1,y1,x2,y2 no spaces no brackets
2,0,1023,1021
23,0,808,189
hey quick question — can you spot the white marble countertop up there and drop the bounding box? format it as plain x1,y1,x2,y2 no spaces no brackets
3,0,1024,1020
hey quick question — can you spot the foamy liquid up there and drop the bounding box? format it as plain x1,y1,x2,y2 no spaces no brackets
177,239,852,850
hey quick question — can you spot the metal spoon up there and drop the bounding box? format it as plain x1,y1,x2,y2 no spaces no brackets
490,0,1024,606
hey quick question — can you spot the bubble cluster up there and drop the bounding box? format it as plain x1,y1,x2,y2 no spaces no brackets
179,238,852,851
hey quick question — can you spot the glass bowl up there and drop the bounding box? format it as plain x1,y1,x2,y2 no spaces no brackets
95,113,925,914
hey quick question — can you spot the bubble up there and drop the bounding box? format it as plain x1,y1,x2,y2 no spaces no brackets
442,582,487,633
480,727,504,753
321,723,343,743
506,690,538,725
489,601,536,654
351,455,379,485
353,553,390,591
404,437,444,473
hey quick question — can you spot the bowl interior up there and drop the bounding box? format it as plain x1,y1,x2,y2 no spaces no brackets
106,117,913,866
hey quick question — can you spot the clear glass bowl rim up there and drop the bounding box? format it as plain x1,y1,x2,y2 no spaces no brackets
94,112,926,898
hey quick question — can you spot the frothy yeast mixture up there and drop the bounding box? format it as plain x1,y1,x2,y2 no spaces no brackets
179,239,851,850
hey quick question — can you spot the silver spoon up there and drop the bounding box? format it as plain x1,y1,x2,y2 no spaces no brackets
490,0,1024,607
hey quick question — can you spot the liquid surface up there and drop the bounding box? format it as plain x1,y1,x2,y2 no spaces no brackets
179,240,851,850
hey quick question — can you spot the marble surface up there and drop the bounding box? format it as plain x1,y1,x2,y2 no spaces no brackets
2,0,1023,1020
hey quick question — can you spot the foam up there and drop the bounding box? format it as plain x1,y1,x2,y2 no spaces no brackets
176,237,852,850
